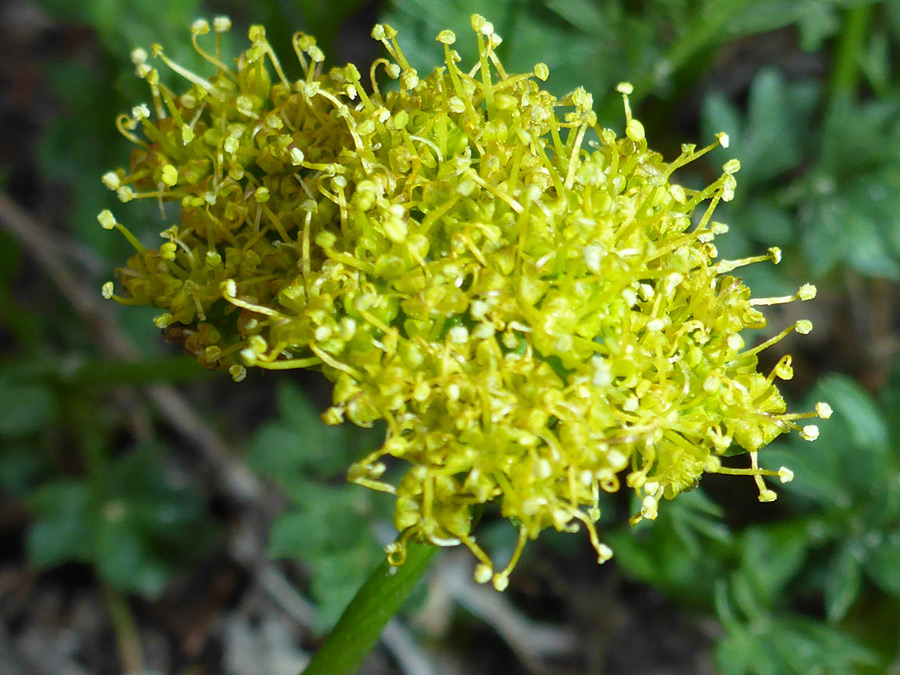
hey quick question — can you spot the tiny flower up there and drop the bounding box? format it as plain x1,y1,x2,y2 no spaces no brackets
800,425,820,441
97,209,117,230
101,172,121,190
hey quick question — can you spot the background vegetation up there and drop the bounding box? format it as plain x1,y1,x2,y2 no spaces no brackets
1,0,899,673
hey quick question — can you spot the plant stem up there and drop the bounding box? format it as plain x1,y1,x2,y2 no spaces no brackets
301,542,437,675
102,584,145,674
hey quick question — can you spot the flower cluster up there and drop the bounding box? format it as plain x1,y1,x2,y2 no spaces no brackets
102,16,827,590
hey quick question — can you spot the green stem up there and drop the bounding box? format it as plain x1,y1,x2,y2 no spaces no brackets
301,542,438,675
102,584,145,674
828,3,873,100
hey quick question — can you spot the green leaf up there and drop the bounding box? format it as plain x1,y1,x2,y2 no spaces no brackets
248,381,354,479
741,69,804,185
880,353,900,443
765,375,891,509
714,626,758,675
26,448,215,596
543,0,612,36
271,482,373,557
295,0,368,53
866,537,900,598
799,193,851,279
818,96,900,175
69,357,214,386
701,91,743,148
608,488,731,601
0,377,58,437
277,380,324,430
738,201,794,246
702,68,816,195
715,600,878,675
842,207,900,280
738,524,808,609
503,6,611,99
27,480,97,567
859,28,891,95
247,424,311,478
34,0,203,58
825,541,863,622
0,444,45,498
817,374,888,454
796,1,840,51
772,616,877,673
267,510,317,561
309,546,382,630
723,0,821,38
96,514,169,596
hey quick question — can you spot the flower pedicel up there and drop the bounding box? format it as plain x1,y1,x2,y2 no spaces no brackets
101,15,828,591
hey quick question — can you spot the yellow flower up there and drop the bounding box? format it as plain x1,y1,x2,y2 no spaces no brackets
103,15,826,590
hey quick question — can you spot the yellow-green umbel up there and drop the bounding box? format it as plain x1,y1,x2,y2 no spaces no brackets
102,14,828,591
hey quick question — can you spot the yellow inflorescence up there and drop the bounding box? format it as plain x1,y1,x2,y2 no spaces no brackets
102,15,826,590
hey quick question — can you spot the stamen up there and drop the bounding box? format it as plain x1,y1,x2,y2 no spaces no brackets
745,320,809,357
97,210,146,253
220,279,284,317
492,526,528,591
714,247,781,274
750,283,818,306
151,44,222,96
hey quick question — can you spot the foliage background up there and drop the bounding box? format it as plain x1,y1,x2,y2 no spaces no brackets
1,0,900,673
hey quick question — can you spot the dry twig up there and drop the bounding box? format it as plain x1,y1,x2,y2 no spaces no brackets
434,551,577,675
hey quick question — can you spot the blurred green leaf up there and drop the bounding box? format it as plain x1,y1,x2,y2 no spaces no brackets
738,202,794,246
791,93,900,279
96,515,170,596
764,374,890,508
796,1,841,51
609,488,731,601
247,381,360,479
859,28,891,94
880,352,900,443
27,480,95,566
715,610,878,675
742,69,807,184
295,0,368,54
270,482,371,557
0,376,58,437
825,541,863,621
819,374,889,453
702,68,819,193
867,537,900,597
268,479,382,630
34,0,203,58
26,447,215,597
805,194,900,280
0,444,45,499
308,546,381,629
738,524,808,608
543,0,612,36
